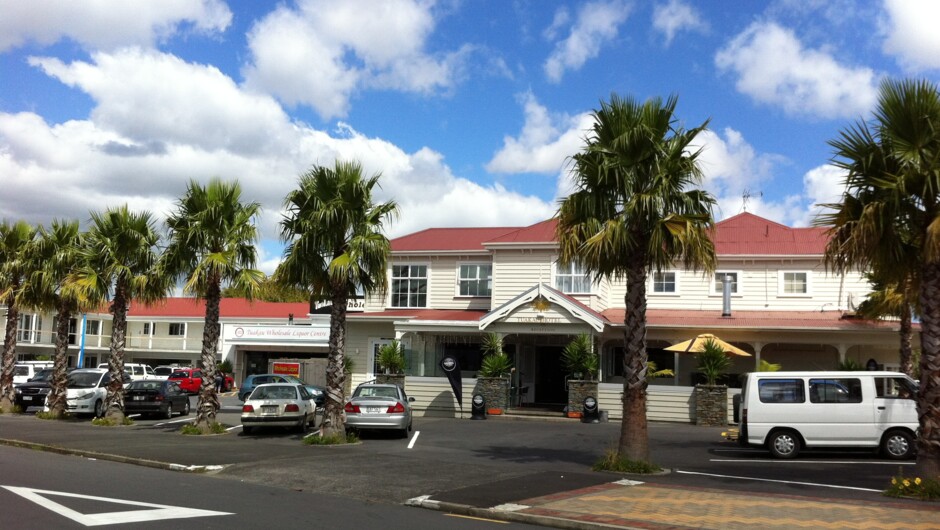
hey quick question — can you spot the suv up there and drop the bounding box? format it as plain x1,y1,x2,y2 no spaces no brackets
168,368,234,394
14,368,55,410
97,363,157,382
13,362,54,385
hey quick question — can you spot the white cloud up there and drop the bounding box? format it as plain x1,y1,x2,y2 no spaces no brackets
486,93,592,174
881,0,940,71
0,0,231,52
1,49,553,270
715,21,879,119
242,0,466,120
544,0,632,83
651,0,708,46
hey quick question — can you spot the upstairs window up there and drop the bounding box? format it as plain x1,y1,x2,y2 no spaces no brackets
85,320,101,336
142,322,155,336
168,323,187,337
652,271,677,294
780,271,809,295
713,272,739,294
555,262,591,294
458,264,492,297
391,264,428,308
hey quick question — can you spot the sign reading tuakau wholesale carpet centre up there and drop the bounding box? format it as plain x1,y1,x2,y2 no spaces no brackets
223,324,329,344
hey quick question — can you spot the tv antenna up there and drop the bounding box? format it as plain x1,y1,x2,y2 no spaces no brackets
741,188,762,212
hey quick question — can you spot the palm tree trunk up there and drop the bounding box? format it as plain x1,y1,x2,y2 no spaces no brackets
618,258,650,462
320,281,348,439
46,301,72,418
0,292,19,412
104,282,128,420
915,260,940,478
899,303,914,377
195,278,222,430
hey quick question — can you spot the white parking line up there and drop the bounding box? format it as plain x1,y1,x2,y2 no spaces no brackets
408,431,420,449
226,425,242,432
676,470,882,492
710,458,915,465
127,414,141,419
153,417,195,427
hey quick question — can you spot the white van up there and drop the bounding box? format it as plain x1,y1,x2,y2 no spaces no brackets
738,371,918,459
97,363,157,382
13,362,54,385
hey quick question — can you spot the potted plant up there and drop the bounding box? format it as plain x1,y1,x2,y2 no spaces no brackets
475,333,512,414
694,338,732,426
562,334,599,418
376,341,406,389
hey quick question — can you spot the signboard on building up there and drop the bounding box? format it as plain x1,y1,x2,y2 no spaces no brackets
223,324,329,345
272,362,301,378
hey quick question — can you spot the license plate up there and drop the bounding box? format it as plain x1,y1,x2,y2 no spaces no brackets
133,395,145,401
366,406,382,414
23,396,32,401
261,405,278,414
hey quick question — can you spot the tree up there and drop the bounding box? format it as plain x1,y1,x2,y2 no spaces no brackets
855,273,919,377
0,220,38,412
28,220,86,418
277,160,398,439
163,178,263,431
69,206,169,420
222,275,308,303
819,78,940,478
556,93,716,463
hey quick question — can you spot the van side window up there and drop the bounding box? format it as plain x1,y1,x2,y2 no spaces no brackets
809,378,862,403
875,377,916,400
758,379,804,403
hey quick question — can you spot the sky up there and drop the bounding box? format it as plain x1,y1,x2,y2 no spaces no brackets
2,0,940,274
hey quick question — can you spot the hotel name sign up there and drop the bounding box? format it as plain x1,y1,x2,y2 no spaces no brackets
223,325,329,344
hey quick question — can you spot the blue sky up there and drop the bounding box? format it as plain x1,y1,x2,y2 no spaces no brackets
2,0,939,273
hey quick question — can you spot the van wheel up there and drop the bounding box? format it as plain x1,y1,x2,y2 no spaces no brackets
768,430,800,459
882,430,914,460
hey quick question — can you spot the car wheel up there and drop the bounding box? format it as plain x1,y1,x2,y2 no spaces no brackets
298,414,309,434
768,429,800,459
93,399,104,418
181,400,191,416
882,430,915,460
242,426,253,435
163,403,173,419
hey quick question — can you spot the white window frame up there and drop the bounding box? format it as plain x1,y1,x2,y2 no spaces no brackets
712,270,742,295
389,263,429,308
17,313,41,343
553,261,592,294
778,270,812,297
650,270,680,295
168,322,187,337
368,338,396,380
456,262,493,297
142,321,155,336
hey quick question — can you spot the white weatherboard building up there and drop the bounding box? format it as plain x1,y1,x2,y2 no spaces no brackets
10,213,915,422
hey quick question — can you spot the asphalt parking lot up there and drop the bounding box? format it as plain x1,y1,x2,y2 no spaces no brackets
4,392,917,507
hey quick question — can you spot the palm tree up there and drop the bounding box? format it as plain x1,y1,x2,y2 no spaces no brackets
28,220,86,418
0,220,38,412
819,78,940,478
855,274,919,377
69,206,169,420
556,93,716,462
162,178,263,431
277,160,398,439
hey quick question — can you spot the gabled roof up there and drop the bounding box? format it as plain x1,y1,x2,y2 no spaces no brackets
713,212,828,255
117,298,309,319
391,212,830,256
480,283,608,332
391,226,520,252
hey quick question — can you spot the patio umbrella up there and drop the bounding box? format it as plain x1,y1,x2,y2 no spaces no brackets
664,333,752,357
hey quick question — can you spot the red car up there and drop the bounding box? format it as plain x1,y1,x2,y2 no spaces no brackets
168,368,234,394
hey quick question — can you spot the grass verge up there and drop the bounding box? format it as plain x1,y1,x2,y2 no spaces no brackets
303,431,359,445
92,416,135,426
180,422,226,435
593,449,663,474
884,470,940,501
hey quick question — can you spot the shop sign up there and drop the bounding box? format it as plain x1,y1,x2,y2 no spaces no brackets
225,325,329,343
273,362,301,378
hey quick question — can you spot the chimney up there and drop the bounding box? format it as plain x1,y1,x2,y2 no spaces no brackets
722,274,732,317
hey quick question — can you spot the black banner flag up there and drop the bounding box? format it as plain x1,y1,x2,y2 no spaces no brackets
440,355,462,408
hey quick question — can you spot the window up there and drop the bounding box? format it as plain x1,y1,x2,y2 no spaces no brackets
780,271,809,295
17,314,41,342
390,265,427,308
757,379,805,403
52,317,78,345
142,322,154,336
555,261,591,294
875,377,917,399
458,264,492,296
168,323,186,336
713,272,739,294
809,378,862,403
652,271,677,294
86,320,101,336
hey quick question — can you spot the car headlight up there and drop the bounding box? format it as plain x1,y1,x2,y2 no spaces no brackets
76,392,95,400
14,388,22,395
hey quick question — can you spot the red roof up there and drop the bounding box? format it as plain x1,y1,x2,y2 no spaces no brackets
602,308,907,331
392,213,829,256
124,298,308,319
350,309,487,321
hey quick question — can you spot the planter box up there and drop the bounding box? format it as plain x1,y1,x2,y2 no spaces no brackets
567,379,599,418
376,373,405,390
475,377,510,413
694,384,728,426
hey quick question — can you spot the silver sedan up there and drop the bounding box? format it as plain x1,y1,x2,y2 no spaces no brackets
344,383,415,438
241,383,317,435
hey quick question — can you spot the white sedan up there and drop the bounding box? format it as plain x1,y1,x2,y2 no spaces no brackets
240,383,317,435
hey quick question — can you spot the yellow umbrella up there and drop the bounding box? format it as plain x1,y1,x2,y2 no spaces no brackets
664,333,752,357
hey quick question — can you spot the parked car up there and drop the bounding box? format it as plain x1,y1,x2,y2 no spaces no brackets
63,369,111,417
344,383,415,438
123,380,191,419
168,367,233,394
13,362,54,385
14,368,55,410
152,366,176,379
238,374,305,401
304,384,327,408
240,383,318,434
97,363,157,382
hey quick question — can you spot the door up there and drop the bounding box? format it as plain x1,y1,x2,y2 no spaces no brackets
534,346,566,406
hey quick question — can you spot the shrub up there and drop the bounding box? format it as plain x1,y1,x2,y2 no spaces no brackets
593,449,662,474
696,339,732,386
561,334,599,380
884,470,940,501
92,416,134,426
377,341,406,374
838,358,865,371
181,422,226,435
303,431,359,445
478,332,513,377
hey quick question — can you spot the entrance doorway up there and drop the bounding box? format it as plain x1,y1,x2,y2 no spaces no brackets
534,346,566,406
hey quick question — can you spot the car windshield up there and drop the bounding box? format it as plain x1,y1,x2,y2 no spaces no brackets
250,385,298,400
169,371,189,378
31,369,54,382
14,366,29,376
355,386,399,399
67,372,103,388
128,381,163,391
